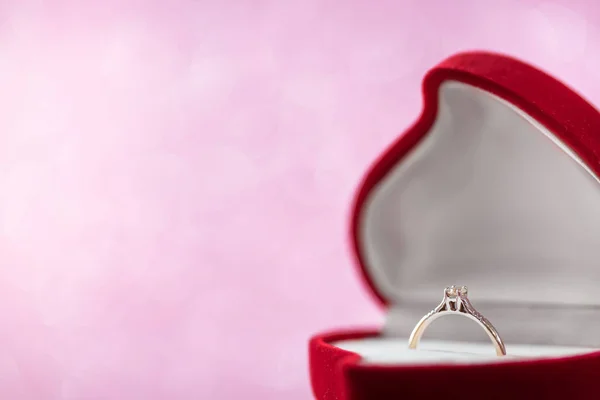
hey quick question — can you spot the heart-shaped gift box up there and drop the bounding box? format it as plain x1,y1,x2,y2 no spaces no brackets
309,51,600,400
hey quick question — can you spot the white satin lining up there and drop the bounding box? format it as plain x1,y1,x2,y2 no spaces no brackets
358,81,600,349
335,337,596,365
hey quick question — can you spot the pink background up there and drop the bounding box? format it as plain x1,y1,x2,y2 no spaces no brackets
0,0,599,399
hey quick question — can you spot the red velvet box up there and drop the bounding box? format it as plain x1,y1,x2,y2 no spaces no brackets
309,51,600,400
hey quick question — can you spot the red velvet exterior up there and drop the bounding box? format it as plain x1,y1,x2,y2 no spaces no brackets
309,51,600,399
351,50,600,306
310,330,600,400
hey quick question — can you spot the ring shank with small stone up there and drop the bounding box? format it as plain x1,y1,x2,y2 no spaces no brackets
408,286,507,356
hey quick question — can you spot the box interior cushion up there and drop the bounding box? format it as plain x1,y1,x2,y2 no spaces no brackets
334,337,596,365
357,80,600,349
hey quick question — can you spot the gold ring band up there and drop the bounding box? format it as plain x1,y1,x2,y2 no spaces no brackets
408,286,506,356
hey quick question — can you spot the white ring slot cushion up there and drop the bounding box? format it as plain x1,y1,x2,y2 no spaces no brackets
336,81,600,364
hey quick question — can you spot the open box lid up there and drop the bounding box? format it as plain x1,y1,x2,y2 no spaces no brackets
349,51,600,347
